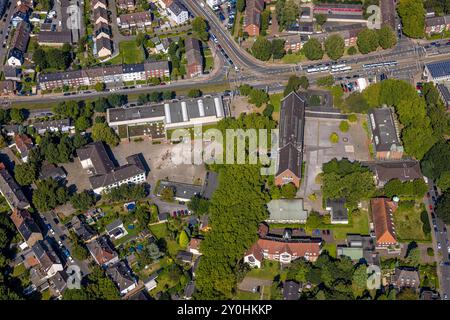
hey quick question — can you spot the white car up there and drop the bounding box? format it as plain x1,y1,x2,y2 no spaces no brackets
437,242,442,250
49,228,55,236
448,246,450,253
69,256,74,263
58,240,63,247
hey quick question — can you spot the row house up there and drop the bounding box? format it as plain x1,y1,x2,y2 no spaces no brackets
94,22,112,41
313,3,363,16
185,37,203,78
425,15,450,35
0,80,16,96
117,0,135,11
10,208,43,248
167,0,189,25
38,61,170,90
117,11,152,30
7,21,30,66
11,4,31,27
92,0,107,10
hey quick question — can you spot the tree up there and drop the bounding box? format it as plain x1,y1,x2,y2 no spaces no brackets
135,32,146,47
271,39,286,59
74,116,91,132
72,132,88,149
314,13,327,26
91,123,120,147
9,108,25,124
239,84,253,96
329,132,339,143
324,35,345,60
135,206,151,229
0,109,10,125
237,0,245,12
178,230,190,247
160,186,174,202
284,75,309,96
396,288,419,300
357,28,379,54
321,159,376,208
437,171,450,191
421,141,450,180
188,196,210,215
192,17,209,41
281,183,297,199
347,46,357,55
33,48,48,69
251,36,273,61
149,91,162,103
435,191,450,224
14,163,37,186
352,264,367,297
70,191,96,211
377,25,397,49
348,114,357,123
263,104,274,117
261,10,271,35
405,244,420,267
32,179,68,212
107,94,127,107
188,89,202,98
302,38,323,60
94,82,106,92
397,0,425,38
163,91,175,100
277,0,299,29
249,88,269,107
339,121,349,132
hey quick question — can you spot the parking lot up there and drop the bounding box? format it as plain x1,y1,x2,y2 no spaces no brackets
299,117,370,212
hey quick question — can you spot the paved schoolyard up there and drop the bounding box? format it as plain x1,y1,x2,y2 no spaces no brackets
299,117,370,212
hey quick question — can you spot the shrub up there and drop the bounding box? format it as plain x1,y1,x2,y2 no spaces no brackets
339,120,349,132
329,132,339,143
348,114,357,122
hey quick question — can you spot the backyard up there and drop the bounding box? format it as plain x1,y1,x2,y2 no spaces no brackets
110,41,145,65
393,202,431,243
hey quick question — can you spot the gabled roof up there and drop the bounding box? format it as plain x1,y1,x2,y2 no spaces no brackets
276,91,306,177
369,160,423,184
106,261,136,293
10,208,42,243
370,198,397,245
77,141,115,175
368,108,403,153
283,281,300,300
0,163,30,209
86,236,118,265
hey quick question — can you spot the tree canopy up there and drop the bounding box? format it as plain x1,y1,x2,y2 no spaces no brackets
397,0,425,38
324,34,345,60
302,38,324,60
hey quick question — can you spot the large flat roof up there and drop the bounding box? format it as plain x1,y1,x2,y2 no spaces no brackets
368,108,402,152
426,59,450,79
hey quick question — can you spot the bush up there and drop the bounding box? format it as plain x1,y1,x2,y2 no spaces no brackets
426,247,434,256
339,121,349,132
329,132,339,143
263,104,274,117
316,75,334,87
420,209,431,235
348,114,357,122
347,46,357,55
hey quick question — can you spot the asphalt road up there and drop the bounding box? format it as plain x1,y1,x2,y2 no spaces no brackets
425,180,450,299
0,0,16,72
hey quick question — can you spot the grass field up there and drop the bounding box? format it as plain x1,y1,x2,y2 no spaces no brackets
234,290,260,300
269,93,283,112
247,261,280,281
394,202,431,242
204,48,214,72
322,243,337,258
110,41,145,65
281,53,306,64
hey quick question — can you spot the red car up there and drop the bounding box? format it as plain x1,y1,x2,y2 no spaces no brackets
429,204,433,210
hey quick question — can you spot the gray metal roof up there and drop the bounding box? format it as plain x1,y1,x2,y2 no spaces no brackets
368,108,403,152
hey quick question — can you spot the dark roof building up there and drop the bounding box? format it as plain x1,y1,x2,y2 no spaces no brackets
424,59,450,83
77,141,115,175
156,180,203,202
326,198,348,224
393,267,420,290
366,160,423,187
0,163,30,210
86,236,119,266
185,37,203,78
106,261,137,295
368,108,404,160
283,281,300,300
275,91,306,188
37,30,72,46
10,208,43,247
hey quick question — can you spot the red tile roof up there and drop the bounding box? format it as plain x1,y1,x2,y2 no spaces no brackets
371,198,398,246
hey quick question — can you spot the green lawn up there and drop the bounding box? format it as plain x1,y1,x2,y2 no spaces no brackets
12,263,26,277
0,195,11,214
247,260,280,281
234,290,260,300
110,41,144,64
394,202,431,242
149,223,169,239
281,53,306,64
322,243,337,258
269,93,283,112
204,48,214,72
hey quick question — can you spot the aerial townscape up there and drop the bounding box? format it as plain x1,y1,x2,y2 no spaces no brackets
0,0,449,305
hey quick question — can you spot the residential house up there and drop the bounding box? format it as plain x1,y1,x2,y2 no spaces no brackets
71,215,98,242
185,37,203,78
266,199,309,224
94,22,112,40
0,80,16,96
7,21,30,66
105,219,128,240
4,66,22,81
368,108,404,160
14,134,34,162
38,162,67,181
93,7,109,25
176,250,194,264
0,163,31,210
11,4,31,27
96,37,113,58
326,198,348,224
393,267,420,290
244,0,264,37
10,208,43,247
92,0,107,10
48,270,69,298
144,273,158,291
275,91,306,188
86,236,119,266
31,118,74,134
313,3,365,22
283,281,300,300
156,180,202,202
183,281,195,300
425,15,450,35
117,11,152,30
27,240,64,279
187,238,202,256
367,160,423,187
106,261,137,296
117,0,136,11
167,0,189,24
371,198,398,248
